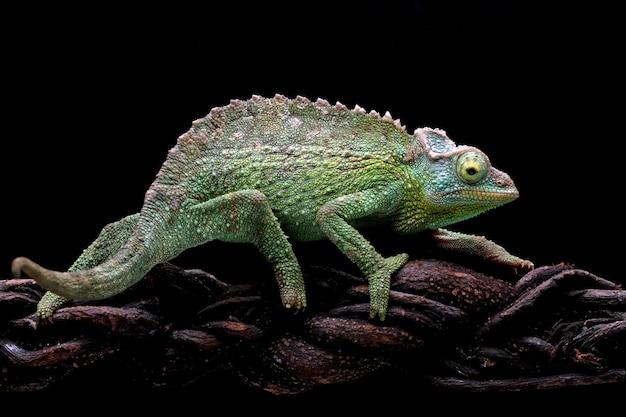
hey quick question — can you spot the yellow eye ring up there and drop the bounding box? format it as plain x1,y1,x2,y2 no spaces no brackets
456,151,487,184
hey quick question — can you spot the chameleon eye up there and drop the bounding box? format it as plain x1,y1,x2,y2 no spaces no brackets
456,151,487,184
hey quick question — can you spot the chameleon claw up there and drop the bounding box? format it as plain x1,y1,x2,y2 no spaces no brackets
369,309,387,321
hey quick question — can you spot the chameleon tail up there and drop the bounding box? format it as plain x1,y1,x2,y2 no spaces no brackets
11,244,155,301
11,182,185,301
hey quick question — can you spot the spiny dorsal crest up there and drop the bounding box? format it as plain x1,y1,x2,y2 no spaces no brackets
182,95,474,165
193,94,408,133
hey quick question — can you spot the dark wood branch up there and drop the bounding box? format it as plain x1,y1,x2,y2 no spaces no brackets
1,259,624,394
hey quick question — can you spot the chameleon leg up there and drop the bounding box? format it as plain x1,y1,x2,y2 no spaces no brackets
316,186,408,320
187,190,306,310
36,213,140,321
431,228,534,270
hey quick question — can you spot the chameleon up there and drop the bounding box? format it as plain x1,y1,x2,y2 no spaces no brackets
12,94,533,321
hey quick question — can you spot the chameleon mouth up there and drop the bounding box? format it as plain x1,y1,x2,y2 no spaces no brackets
460,189,519,202
443,189,519,202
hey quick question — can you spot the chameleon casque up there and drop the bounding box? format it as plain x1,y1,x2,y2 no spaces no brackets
12,94,533,321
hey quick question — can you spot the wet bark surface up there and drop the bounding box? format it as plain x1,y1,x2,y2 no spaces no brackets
1,259,624,395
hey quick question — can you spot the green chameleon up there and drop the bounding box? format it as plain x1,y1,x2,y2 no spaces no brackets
12,94,533,321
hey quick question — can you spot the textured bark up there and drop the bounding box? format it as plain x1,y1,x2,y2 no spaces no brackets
1,259,624,394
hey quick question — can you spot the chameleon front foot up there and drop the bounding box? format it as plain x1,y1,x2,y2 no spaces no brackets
368,253,410,321
432,229,534,272
505,256,534,273
279,287,307,311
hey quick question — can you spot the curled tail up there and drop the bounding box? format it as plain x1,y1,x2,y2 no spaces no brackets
11,245,154,301
12,196,174,301
11,184,184,301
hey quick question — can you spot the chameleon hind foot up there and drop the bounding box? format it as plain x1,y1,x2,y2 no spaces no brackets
36,291,69,323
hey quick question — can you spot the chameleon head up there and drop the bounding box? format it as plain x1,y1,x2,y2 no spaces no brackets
412,127,519,229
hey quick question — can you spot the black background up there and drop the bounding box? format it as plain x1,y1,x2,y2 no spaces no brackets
2,1,624,412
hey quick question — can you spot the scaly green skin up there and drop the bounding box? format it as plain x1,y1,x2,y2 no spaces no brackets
12,94,533,321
